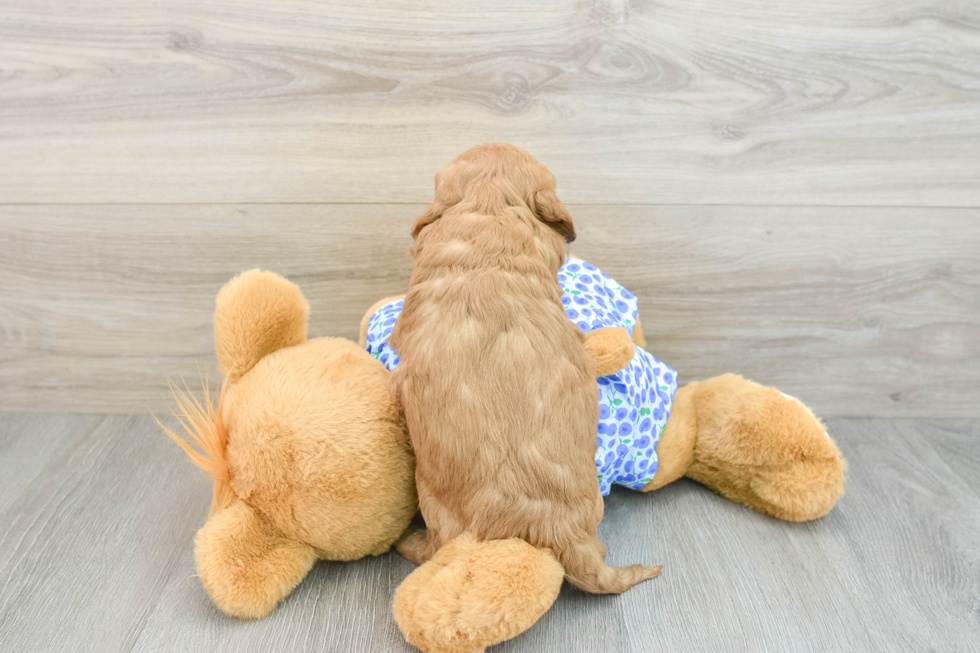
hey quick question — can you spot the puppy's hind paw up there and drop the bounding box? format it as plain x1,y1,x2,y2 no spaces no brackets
396,527,431,565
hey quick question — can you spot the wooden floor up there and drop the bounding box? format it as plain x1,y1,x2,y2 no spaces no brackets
1,413,978,652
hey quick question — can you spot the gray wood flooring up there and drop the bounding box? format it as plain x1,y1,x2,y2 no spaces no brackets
1,414,977,652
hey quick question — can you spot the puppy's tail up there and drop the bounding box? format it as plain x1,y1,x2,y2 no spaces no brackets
561,539,662,594
157,378,236,516
393,533,564,653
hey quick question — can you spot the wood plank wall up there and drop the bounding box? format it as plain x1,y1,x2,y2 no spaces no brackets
1,0,978,416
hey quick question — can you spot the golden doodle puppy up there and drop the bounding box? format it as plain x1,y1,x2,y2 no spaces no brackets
389,143,662,594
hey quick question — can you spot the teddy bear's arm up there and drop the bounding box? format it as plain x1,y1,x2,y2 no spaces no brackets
583,326,635,376
195,501,317,620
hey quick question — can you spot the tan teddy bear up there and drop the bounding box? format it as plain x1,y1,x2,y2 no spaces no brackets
165,268,844,653
162,269,417,619
164,268,640,625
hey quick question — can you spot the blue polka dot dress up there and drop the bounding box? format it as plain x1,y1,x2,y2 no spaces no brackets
364,257,678,495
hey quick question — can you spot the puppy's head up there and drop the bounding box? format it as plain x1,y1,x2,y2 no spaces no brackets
412,143,576,244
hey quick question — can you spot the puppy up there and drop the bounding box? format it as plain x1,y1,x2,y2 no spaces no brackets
390,143,660,593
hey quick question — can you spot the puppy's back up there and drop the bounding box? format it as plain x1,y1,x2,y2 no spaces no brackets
393,213,600,545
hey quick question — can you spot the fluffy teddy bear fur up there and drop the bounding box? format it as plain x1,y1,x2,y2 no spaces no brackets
644,373,846,521
166,270,418,619
164,265,845,647
393,533,565,653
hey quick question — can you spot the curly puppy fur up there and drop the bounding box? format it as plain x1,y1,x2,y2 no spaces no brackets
389,143,660,595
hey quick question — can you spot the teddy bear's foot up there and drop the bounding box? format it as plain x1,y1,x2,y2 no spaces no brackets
741,448,846,521
195,501,317,619
648,374,846,522
393,533,564,653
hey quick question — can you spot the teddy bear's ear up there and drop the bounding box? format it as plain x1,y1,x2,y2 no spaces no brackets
214,270,309,383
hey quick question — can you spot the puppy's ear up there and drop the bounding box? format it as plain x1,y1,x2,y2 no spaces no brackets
412,171,459,240
531,187,576,243
411,203,442,240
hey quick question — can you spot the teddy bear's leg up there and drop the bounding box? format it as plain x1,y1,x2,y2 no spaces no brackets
638,383,698,493
641,374,846,521
195,500,317,619
393,534,564,653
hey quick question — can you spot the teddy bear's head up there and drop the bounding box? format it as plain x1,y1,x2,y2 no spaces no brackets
164,270,417,618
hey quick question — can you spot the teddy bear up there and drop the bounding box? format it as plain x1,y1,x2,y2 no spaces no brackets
164,263,845,653
161,269,418,619
162,266,660,624
360,255,846,653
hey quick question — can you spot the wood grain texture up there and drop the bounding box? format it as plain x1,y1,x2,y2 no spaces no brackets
0,0,978,205
2,204,977,417
0,414,977,652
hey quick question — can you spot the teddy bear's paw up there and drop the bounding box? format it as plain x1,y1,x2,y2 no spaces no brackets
393,533,564,653
195,501,316,619
748,452,846,522
583,326,635,376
